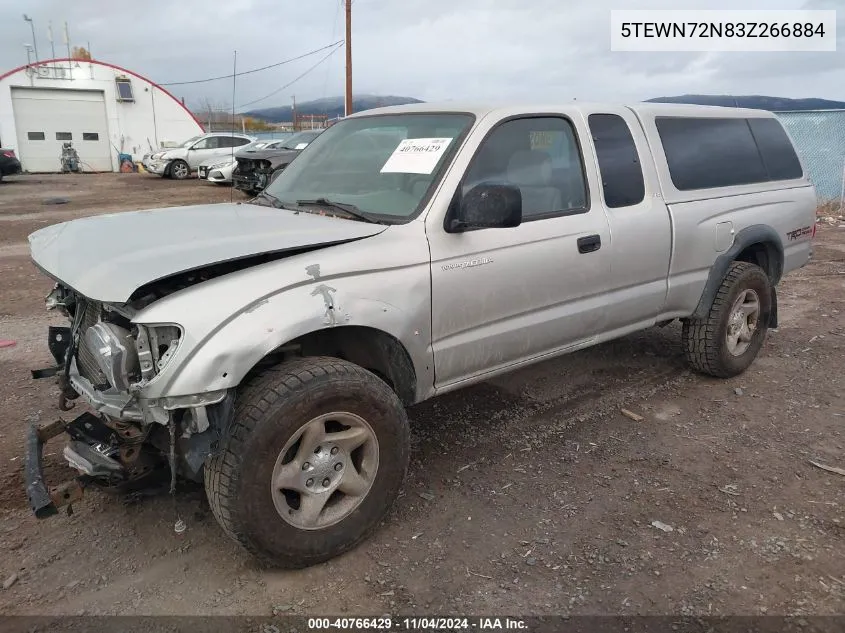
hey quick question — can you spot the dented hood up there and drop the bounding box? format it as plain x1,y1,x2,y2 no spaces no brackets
28,203,386,303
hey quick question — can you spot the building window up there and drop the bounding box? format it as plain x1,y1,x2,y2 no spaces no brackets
82,132,100,141
27,131,46,141
56,132,72,141
115,78,134,102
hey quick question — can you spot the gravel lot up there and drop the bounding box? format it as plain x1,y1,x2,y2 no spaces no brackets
0,173,843,617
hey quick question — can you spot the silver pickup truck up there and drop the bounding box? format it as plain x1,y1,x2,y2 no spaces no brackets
25,101,816,568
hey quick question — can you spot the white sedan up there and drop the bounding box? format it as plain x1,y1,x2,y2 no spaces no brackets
198,156,237,184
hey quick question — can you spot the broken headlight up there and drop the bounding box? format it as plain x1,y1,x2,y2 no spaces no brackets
84,323,140,391
134,324,182,382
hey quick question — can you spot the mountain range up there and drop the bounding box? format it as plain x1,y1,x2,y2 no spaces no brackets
242,94,845,122
645,94,845,111
242,95,423,122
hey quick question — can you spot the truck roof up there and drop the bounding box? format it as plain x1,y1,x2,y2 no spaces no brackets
347,101,778,120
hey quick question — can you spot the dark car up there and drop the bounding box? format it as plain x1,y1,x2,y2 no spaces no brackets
232,130,323,195
0,148,22,181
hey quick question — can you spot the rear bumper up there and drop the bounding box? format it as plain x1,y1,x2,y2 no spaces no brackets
1,160,22,175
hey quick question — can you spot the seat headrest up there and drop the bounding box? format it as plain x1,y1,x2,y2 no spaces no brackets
507,150,553,187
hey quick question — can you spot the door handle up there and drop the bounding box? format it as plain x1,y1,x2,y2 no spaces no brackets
577,234,601,254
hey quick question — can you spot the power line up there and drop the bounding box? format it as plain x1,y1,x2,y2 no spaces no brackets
237,42,343,110
159,40,343,86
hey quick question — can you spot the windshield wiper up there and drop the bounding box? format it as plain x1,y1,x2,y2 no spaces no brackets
296,198,377,223
253,190,286,209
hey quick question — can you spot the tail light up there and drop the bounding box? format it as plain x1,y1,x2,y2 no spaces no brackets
1,151,15,158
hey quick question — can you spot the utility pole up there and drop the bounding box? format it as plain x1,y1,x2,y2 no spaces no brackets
345,0,352,117
291,94,297,131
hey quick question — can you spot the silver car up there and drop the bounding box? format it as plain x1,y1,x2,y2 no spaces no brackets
146,132,256,179
25,102,816,569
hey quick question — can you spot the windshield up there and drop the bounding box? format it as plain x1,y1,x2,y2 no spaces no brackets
180,135,204,148
264,113,474,221
280,131,322,150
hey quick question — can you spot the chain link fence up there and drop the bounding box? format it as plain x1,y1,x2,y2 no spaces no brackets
775,110,845,207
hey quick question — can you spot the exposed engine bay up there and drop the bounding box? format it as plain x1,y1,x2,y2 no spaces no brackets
26,280,237,518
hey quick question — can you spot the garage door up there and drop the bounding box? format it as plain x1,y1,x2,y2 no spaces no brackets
12,88,112,172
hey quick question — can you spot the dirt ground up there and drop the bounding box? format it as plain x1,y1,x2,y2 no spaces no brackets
0,173,843,617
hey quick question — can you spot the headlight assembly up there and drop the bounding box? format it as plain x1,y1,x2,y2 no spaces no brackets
84,323,140,391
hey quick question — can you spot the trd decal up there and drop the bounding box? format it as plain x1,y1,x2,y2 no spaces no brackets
786,226,812,241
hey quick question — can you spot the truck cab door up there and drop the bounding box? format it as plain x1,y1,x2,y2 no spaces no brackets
426,114,612,389
579,107,672,333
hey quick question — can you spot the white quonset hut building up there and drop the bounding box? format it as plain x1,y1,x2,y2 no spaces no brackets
0,58,203,173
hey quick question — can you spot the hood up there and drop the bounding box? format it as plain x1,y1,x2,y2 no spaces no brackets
29,203,387,303
159,148,186,161
235,147,301,162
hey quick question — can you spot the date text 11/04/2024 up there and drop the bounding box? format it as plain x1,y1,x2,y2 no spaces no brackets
278,617,529,631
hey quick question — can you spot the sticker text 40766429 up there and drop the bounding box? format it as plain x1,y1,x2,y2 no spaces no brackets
380,138,453,175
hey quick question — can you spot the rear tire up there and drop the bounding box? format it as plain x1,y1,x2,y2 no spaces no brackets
204,357,410,568
682,261,771,378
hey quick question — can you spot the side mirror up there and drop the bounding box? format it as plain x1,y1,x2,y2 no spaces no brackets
448,183,522,232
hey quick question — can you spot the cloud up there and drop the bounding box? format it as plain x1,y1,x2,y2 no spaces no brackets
1,0,841,110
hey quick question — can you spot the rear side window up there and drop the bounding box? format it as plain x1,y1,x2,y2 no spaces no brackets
747,118,803,180
588,114,645,208
656,117,768,190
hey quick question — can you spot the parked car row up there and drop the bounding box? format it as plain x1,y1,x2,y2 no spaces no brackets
143,130,324,196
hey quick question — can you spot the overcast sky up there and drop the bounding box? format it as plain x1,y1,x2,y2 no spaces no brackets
3,0,842,111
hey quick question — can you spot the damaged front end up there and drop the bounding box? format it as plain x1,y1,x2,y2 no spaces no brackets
25,283,233,519
232,157,275,194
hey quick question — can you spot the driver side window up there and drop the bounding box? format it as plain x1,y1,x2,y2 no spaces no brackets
463,117,588,220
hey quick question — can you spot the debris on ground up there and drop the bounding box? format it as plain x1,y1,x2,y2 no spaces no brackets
621,409,644,422
0,340,16,349
809,460,845,477
417,491,435,501
734,388,744,396
719,484,740,496
2,574,18,590
773,512,785,521
651,520,674,533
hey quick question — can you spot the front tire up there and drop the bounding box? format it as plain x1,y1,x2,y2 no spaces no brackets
682,261,772,378
204,357,410,568
169,159,190,180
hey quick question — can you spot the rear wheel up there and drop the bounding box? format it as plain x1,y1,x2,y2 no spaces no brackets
682,261,771,378
169,159,190,180
204,357,410,568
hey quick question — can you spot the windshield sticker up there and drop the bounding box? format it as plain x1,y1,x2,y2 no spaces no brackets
294,143,309,150
380,137,453,174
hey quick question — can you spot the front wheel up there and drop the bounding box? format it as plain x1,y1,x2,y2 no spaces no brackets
169,159,190,180
682,261,772,378
204,357,410,568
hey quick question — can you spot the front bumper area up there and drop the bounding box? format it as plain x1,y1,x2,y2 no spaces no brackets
25,419,85,519
145,160,169,176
